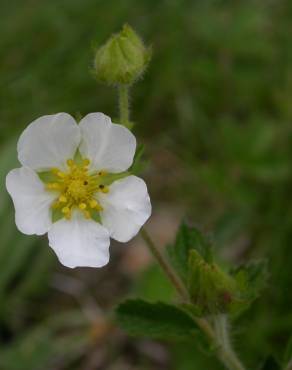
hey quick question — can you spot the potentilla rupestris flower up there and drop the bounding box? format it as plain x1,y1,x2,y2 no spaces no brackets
6,113,151,268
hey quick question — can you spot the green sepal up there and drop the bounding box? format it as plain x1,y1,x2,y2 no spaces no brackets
129,144,148,176
229,259,268,317
73,149,83,165
101,171,130,186
51,208,64,223
37,171,57,183
91,209,101,223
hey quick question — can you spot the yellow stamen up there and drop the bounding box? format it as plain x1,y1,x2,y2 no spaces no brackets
66,159,74,167
62,206,71,214
89,199,98,208
57,171,66,178
83,158,90,166
59,195,67,203
47,182,60,190
46,158,111,221
96,204,103,211
99,185,109,193
83,210,91,219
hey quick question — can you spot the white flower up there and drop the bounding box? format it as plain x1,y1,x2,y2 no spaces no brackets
6,113,151,268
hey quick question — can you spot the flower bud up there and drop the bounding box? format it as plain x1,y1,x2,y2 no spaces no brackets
93,24,151,85
188,250,238,315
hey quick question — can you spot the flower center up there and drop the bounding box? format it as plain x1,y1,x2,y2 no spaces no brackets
46,158,109,220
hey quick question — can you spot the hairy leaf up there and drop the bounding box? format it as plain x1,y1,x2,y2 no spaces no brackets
116,299,198,341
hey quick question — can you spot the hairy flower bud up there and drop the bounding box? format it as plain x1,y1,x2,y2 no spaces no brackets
93,24,151,85
188,250,238,315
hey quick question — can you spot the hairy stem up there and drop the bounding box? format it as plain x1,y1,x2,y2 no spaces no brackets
141,228,246,370
140,228,189,300
213,315,246,370
118,84,130,127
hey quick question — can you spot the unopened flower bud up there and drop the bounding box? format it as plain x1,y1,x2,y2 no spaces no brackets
188,250,238,315
93,24,151,85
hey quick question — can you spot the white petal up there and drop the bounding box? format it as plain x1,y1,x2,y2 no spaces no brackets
6,167,55,235
17,113,81,171
48,211,110,268
79,113,136,173
99,175,151,242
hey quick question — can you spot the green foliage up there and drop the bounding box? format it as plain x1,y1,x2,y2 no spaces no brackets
116,299,198,341
167,222,213,283
133,264,175,303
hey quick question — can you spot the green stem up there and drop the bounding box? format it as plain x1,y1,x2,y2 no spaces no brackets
118,84,130,127
213,315,246,370
140,228,246,370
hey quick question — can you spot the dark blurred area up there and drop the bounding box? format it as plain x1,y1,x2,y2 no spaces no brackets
0,0,292,369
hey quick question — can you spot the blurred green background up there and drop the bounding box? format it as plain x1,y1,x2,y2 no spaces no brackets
0,0,292,369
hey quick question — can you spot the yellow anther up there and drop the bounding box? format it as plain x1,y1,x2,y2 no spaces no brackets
59,195,67,203
65,212,72,220
62,206,71,214
96,204,103,211
89,199,98,208
57,171,66,178
99,185,109,193
47,157,109,221
47,182,60,190
67,159,74,167
83,210,91,219
51,201,59,209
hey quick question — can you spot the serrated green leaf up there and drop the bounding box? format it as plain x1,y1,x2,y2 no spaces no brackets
116,299,198,341
167,222,213,283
